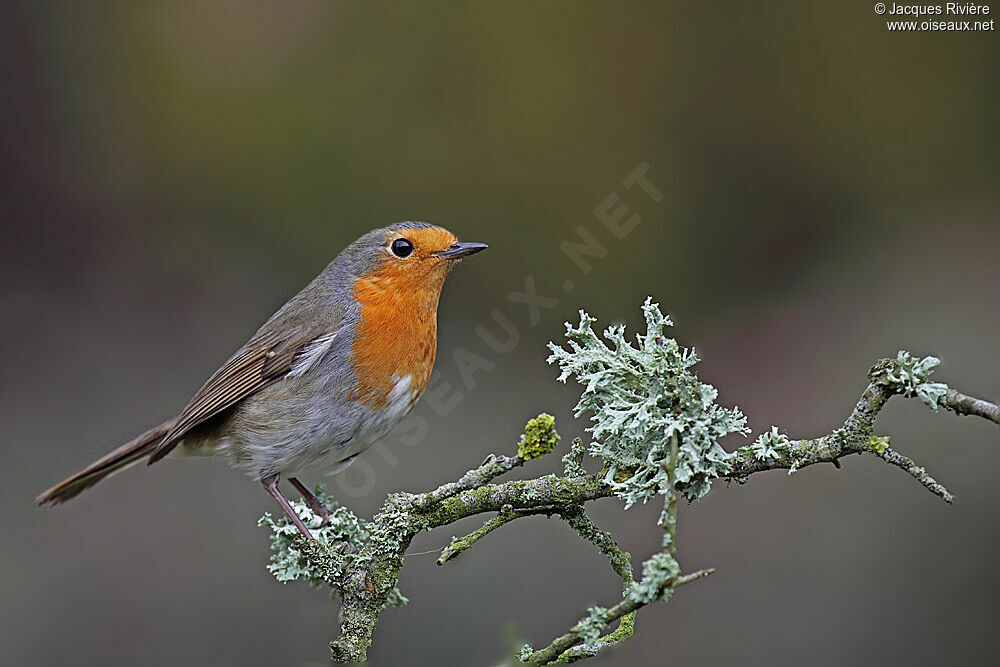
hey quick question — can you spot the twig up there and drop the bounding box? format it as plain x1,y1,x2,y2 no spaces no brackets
558,508,637,661
561,508,633,583
524,569,715,665
663,432,679,554
420,475,612,529
873,441,954,503
945,388,1000,424
729,374,999,503
415,453,525,509
437,505,555,565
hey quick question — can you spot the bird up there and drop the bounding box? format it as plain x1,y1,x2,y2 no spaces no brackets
36,222,487,540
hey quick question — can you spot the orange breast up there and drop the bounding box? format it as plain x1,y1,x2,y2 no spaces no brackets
348,258,451,408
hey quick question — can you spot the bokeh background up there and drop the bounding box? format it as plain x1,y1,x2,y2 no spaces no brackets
2,2,998,666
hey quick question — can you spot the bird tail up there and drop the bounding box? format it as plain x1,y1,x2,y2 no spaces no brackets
35,418,178,506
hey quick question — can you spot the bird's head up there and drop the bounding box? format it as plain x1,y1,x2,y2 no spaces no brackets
340,222,487,310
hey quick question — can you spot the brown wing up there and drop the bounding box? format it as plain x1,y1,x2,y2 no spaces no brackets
148,324,335,463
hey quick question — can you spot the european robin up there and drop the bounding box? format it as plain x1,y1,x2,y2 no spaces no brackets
36,223,487,540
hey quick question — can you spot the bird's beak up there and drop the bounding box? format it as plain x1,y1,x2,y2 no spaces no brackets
432,242,488,259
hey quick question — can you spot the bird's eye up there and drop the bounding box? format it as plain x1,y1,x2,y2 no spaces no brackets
391,238,414,258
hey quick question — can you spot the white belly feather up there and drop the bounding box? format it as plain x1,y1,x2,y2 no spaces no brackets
297,373,414,477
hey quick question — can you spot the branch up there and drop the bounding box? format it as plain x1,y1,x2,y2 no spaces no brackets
437,504,554,565
523,569,714,665
534,508,638,663
421,474,612,528
257,344,999,665
945,387,1000,424
415,453,524,509
319,416,617,662
728,358,999,504
871,439,954,503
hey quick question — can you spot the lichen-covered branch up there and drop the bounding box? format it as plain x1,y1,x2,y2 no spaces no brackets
437,505,553,565
523,568,715,665
415,452,524,509
520,432,686,665
537,508,637,663
258,302,999,665
871,438,954,503
421,474,611,528
728,351,998,504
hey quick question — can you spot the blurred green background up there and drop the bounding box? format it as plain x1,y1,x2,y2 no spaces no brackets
2,2,998,666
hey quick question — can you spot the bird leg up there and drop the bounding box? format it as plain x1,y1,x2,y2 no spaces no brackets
261,474,314,541
289,477,331,522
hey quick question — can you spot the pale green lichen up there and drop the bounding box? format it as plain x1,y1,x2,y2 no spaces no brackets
383,587,409,608
518,643,535,662
258,487,368,586
562,437,588,477
878,350,949,410
750,425,790,461
625,551,680,604
518,413,561,460
547,298,749,505
572,606,610,644
259,486,408,609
